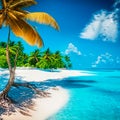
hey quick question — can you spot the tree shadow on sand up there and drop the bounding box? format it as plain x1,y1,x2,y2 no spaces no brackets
0,87,35,117
0,75,51,119
0,74,96,119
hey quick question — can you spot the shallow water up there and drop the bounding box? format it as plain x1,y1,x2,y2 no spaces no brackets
48,70,120,120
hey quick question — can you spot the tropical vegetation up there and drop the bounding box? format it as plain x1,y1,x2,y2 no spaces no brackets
0,41,72,69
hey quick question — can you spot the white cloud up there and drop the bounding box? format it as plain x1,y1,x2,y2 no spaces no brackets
80,10,118,42
80,0,120,43
92,52,114,67
65,43,82,55
92,53,120,68
80,11,106,40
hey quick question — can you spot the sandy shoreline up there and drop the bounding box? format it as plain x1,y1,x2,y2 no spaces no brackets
0,68,93,120
0,68,92,82
2,87,68,120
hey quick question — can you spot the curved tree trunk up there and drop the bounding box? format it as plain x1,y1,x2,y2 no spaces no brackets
0,27,15,99
0,69,15,98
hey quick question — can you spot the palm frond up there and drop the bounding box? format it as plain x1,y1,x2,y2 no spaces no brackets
14,8,29,15
9,47,17,55
10,0,36,9
1,0,7,8
7,12,43,47
33,26,44,47
10,9,26,18
25,12,59,30
0,13,5,27
35,30,43,47
8,0,13,5
7,12,23,36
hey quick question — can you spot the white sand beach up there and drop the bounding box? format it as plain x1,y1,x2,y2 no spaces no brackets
0,68,93,120
2,87,68,120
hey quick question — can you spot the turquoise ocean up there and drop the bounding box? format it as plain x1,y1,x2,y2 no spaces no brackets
48,69,120,120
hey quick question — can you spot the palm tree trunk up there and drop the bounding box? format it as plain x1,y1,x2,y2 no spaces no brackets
0,70,15,98
0,27,15,99
35,57,39,62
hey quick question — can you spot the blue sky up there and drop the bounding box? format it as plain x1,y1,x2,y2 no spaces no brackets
0,0,120,69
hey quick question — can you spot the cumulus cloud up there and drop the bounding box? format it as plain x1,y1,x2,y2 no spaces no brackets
80,11,118,42
80,0,120,42
65,43,82,55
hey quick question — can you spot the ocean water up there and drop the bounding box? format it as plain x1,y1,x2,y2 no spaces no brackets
48,70,120,120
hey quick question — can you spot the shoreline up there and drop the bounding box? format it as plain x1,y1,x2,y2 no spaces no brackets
0,68,94,82
0,68,93,120
2,87,69,120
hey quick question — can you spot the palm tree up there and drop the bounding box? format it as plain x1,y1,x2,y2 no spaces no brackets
52,51,64,69
28,49,41,67
10,41,25,67
20,53,29,66
12,41,29,67
36,58,49,69
36,48,53,69
0,41,25,67
43,48,53,68
0,0,59,100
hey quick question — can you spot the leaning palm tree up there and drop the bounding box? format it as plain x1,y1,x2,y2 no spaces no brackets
0,0,59,100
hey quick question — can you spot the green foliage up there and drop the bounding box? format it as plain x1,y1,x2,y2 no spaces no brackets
0,41,72,69
0,47,8,68
0,55,7,68
28,49,41,67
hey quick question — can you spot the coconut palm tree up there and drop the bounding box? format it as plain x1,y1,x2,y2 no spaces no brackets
10,41,25,67
36,48,53,69
0,0,59,100
43,48,54,68
52,51,64,68
0,41,24,67
36,58,49,69
28,49,41,67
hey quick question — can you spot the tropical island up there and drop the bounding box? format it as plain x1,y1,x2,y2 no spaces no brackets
1,0,120,120
0,41,72,69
